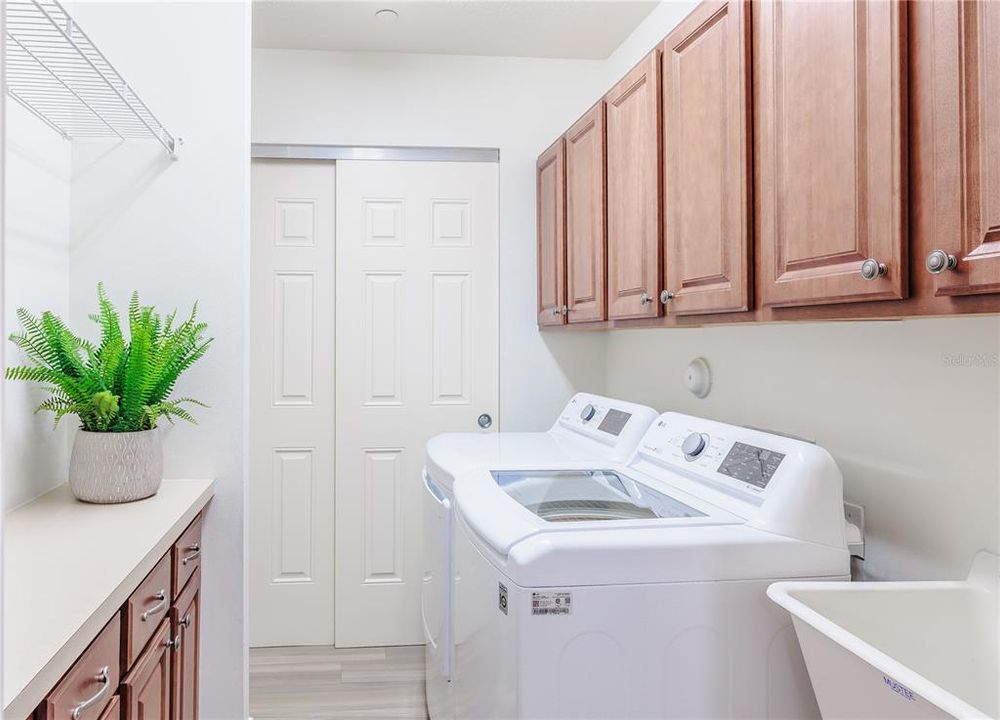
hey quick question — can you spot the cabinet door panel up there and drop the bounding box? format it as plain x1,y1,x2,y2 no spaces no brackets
663,0,751,315
171,569,201,720
756,0,907,307
122,621,171,720
606,51,662,319
565,103,607,323
932,0,1000,296
536,138,566,326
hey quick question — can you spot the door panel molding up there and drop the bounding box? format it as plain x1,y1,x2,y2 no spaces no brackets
662,0,751,316
756,0,907,308
606,51,662,320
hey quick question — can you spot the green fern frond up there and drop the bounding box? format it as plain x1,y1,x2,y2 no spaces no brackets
5,285,211,432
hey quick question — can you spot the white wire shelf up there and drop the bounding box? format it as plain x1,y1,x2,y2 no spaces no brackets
5,0,178,157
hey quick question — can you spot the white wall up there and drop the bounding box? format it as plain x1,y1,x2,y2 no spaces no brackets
67,3,249,717
252,50,608,430
594,1,1000,583
3,102,71,510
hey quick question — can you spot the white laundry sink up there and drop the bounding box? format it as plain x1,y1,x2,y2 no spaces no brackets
768,552,998,720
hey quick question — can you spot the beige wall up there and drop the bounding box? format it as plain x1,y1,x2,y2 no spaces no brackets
604,317,999,581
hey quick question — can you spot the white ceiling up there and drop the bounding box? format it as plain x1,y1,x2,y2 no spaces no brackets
252,1,659,59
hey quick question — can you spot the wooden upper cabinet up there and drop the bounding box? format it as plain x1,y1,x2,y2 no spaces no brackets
755,0,908,308
925,0,1000,297
565,102,608,323
537,138,566,326
661,0,751,315
606,51,662,319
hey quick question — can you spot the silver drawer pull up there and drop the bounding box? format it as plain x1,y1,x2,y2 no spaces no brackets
141,590,167,622
181,543,201,566
71,666,110,719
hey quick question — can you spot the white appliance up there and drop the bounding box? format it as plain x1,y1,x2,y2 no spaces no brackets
451,412,851,720
422,394,659,720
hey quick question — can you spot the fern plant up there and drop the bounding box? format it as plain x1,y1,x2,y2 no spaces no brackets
5,283,211,432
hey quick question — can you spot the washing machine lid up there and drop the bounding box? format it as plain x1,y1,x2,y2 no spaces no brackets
455,463,742,557
492,468,707,523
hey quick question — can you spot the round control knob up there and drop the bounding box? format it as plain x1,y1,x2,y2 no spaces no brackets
682,432,706,459
580,404,597,422
860,258,888,281
925,249,958,274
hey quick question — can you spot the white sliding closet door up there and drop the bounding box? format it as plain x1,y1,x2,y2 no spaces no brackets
249,160,336,647
335,161,499,647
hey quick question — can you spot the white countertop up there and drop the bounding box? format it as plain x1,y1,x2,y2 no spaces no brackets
3,479,214,719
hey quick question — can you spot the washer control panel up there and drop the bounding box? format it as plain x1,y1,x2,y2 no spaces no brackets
631,411,847,551
637,415,788,497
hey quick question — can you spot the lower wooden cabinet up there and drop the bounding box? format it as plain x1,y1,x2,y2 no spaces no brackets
96,695,120,720
34,515,203,720
171,570,201,720
39,617,121,720
122,622,172,720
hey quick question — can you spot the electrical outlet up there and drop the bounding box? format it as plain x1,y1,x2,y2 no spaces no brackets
844,501,865,560
844,501,864,532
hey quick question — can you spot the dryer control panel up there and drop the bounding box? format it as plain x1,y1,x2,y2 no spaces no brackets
553,394,658,458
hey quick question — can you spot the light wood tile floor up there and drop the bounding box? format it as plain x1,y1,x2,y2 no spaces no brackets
250,645,428,720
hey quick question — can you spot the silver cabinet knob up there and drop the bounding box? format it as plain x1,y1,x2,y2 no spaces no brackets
551,307,560,316
660,290,675,304
926,250,958,274
477,413,493,429
860,258,888,280
639,292,653,305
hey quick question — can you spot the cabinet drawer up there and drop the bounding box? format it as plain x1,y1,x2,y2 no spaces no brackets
124,552,172,668
40,616,121,720
97,695,120,720
172,515,202,599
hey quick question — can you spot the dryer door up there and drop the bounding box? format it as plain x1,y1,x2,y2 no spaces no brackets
422,470,453,685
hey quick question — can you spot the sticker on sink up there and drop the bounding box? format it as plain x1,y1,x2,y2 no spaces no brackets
883,675,916,701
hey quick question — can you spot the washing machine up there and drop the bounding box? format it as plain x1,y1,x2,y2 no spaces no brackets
422,393,659,720
451,412,851,720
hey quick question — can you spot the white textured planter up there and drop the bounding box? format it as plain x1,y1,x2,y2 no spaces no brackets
69,429,163,504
